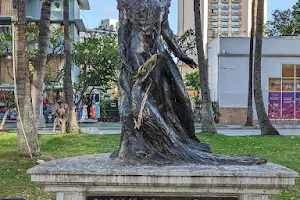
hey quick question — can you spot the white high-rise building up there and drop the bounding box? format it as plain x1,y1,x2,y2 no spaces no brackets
178,0,268,49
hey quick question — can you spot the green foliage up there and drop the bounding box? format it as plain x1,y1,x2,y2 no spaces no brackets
0,26,12,60
100,99,107,122
267,0,300,36
0,24,64,83
177,28,197,57
72,32,120,99
184,71,200,91
0,133,300,199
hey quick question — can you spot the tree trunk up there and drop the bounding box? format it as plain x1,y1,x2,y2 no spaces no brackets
31,0,53,127
14,0,40,156
254,0,279,135
0,109,10,130
63,0,79,133
245,0,256,126
194,0,217,134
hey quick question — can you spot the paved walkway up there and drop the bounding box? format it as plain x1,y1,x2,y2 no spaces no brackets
40,127,300,136
3,121,300,136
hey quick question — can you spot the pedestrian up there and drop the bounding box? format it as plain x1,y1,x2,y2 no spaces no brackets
51,98,68,133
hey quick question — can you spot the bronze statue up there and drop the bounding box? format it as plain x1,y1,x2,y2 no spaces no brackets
112,0,265,165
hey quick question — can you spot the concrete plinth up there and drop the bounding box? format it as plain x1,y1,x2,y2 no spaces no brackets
37,115,46,128
27,154,298,200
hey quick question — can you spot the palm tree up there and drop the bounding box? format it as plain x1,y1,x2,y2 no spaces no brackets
63,0,79,133
245,0,256,126
254,0,279,135
14,0,40,156
194,0,217,133
31,0,54,127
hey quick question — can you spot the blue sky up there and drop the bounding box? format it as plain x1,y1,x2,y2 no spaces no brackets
81,0,298,34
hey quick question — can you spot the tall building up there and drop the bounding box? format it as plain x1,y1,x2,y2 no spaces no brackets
178,0,267,48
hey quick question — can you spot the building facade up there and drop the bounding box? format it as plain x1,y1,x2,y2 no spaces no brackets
178,0,267,45
207,37,300,124
0,0,90,123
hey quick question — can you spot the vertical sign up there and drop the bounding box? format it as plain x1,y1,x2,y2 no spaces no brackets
296,93,300,119
268,92,281,119
282,92,295,119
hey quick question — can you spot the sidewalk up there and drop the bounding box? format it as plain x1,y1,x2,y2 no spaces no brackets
3,121,300,134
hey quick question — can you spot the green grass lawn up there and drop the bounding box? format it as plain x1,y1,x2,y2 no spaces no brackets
0,132,299,200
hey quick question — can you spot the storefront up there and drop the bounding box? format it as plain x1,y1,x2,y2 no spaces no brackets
207,37,300,124
268,64,300,119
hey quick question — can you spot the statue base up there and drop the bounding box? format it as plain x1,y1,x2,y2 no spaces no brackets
27,154,298,200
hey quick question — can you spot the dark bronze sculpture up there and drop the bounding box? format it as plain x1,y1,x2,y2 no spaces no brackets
112,0,266,165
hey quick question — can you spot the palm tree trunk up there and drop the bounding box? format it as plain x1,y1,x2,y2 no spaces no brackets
31,0,53,127
194,0,217,134
63,0,79,133
14,0,40,156
245,0,256,126
254,0,279,135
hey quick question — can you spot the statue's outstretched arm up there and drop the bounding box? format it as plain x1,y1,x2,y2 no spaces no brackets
161,9,196,69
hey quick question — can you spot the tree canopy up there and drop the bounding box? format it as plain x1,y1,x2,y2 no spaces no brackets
267,0,300,36
72,31,120,100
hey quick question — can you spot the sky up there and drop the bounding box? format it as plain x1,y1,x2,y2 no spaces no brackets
81,0,298,34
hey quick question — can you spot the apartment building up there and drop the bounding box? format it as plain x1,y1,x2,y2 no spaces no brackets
178,0,267,49
177,0,267,78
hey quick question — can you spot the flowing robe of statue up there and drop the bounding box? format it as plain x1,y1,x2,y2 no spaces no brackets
112,0,265,165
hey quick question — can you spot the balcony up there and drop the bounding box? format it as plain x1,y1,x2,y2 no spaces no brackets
221,24,229,28
221,5,229,9
232,11,242,16
231,5,241,10
231,23,241,27
210,0,219,3
209,23,219,28
232,0,242,2
221,11,229,15
209,17,219,21
210,5,219,9
0,0,13,16
210,11,219,15
232,17,242,21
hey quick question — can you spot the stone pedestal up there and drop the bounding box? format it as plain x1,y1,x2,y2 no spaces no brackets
37,115,46,128
27,154,298,200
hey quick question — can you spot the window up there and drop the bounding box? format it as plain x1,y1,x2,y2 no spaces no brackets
222,3,229,9
211,9,218,14
221,16,228,20
232,28,240,32
232,3,239,9
232,22,239,26
211,4,218,9
211,22,218,26
211,15,218,20
268,64,300,119
221,21,228,26
269,78,281,91
221,28,228,32
221,10,229,14
232,10,240,14
232,16,239,20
